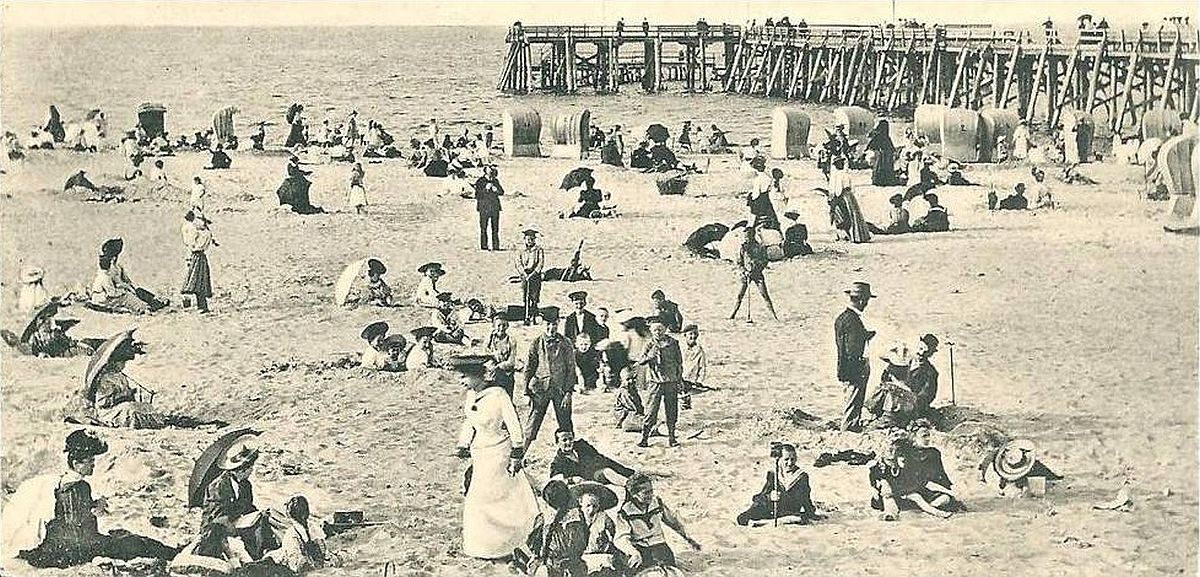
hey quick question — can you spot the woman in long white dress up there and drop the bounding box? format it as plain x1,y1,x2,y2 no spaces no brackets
451,355,539,559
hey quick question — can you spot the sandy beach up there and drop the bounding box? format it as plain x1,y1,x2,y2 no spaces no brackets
0,124,1196,577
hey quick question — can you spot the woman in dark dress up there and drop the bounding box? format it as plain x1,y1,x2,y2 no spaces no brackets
865,119,897,186
737,443,819,526
14,430,177,568
285,104,307,148
569,177,603,218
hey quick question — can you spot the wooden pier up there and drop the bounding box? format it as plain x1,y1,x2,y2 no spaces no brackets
498,22,1200,133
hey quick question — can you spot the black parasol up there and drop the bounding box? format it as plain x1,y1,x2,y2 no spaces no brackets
559,167,594,190
188,427,261,507
646,124,670,144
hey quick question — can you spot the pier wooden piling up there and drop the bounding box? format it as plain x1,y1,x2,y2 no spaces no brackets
500,22,1200,134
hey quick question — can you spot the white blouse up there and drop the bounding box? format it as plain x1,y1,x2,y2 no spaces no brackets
456,387,524,451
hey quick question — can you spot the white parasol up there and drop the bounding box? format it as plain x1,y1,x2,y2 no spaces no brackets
333,258,369,306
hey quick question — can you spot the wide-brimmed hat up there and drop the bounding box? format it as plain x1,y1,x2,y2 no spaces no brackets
21,299,63,343
217,433,260,471
540,306,561,322
83,328,139,390
64,429,108,460
444,353,493,376
568,291,588,302
417,262,444,275
541,480,576,511
20,266,44,284
888,193,905,205
366,258,387,276
361,321,389,342
100,238,124,258
410,326,437,340
571,481,619,511
995,439,1037,480
436,291,454,304
681,323,699,334
522,228,539,237
845,281,876,299
619,316,647,330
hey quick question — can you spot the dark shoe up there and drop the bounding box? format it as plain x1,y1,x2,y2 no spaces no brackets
637,439,650,448
668,438,680,447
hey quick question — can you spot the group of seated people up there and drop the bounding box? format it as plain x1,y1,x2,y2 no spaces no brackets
4,428,329,575
868,192,949,235
562,174,619,219
407,126,494,177
988,167,1056,211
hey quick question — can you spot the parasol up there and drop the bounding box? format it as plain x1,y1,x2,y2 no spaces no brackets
646,124,670,144
559,167,594,190
188,427,261,507
333,258,369,306
20,299,61,343
83,328,136,391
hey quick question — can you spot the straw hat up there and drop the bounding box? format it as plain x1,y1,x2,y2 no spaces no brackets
995,439,1037,481
361,321,389,343
572,481,619,511
417,262,444,275
217,433,260,471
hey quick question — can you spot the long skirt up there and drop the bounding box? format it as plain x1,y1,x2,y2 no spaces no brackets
99,401,166,429
182,251,212,297
462,441,539,559
348,184,367,207
871,148,896,186
836,191,871,244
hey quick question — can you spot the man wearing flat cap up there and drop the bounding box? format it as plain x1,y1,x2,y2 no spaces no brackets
835,282,877,432
516,230,545,325
524,306,577,448
564,291,605,394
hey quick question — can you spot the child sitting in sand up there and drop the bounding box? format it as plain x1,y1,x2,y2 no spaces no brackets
869,434,963,520
360,321,405,372
613,474,702,572
405,326,438,369
362,258,394,307
737,443,821,526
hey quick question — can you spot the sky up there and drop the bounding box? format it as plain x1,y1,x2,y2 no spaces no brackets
1,0,1196,29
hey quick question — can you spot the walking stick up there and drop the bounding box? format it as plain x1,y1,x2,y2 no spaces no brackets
947,341,956,405
772,457,780,527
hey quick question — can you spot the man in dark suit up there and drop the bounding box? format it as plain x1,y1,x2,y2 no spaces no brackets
563,291,604,344
473,166,504,250
524,307,577,447
836,281,876,432
564,291,604,393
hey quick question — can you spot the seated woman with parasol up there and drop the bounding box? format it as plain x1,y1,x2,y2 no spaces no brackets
67,329,222,430
2,299,101,358
172,429,288,574
68,329,165,429
3,430,178,568
865,343,921,430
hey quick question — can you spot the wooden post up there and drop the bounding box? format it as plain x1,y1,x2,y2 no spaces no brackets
699,37,709,91
1115,37,1142,133
565,34,577,93
888,37,917,111
654,36,664,92
822,39,848,101
999,32,1023,108
1085,40,1105,114
970,44,989,109
949,47,972,107
1026,42,1051,122
1051,43,1081,126
871,37,894,108
787,40,810,98
1159,34,1180,109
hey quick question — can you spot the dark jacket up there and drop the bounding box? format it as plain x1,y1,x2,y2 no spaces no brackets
737,469,816,525
909,359,939,411
549,439,635,481
563,310,605,344
834,308,870,382
653,300,684,333
911,206,949,232
526,333,578,394
473,177,504,213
